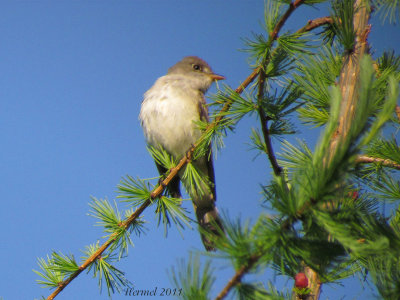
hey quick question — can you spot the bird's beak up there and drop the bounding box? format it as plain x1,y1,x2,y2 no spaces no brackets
209,73,225,81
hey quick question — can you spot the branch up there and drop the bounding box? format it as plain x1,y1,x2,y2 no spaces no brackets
215,1,330,299
298,16,333,33
270,0,306,39
356,155,400,170
214,254,260,300
45,56,261,300
328,0,371,160
314,1,371,299
257,15,334,176
257,6,333,177
257,69,282,176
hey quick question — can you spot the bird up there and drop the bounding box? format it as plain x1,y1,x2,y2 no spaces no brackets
139,56,225,251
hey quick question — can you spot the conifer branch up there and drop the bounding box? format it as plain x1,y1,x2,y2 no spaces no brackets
47,200,151,300
328,0,371,159
270,0,306,39
214,2,325,299
44,55,262,300
356,155,400,170
298,16,333,33
214,254,261,300
257,69,282,176
256,4,331,177
314,1,371,299
256,15,334,176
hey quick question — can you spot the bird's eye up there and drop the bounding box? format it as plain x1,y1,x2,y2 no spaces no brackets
192,64,201,71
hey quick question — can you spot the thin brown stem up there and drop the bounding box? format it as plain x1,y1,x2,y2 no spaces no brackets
270,0,306,39
256,5,332,177
257,69,282,176
47,199,151,300
356,155,400,170
256,15,334,176
297,16,333,33
214,254,261,300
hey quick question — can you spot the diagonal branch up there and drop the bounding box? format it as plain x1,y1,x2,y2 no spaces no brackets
214,254,261,300
46,57,260,300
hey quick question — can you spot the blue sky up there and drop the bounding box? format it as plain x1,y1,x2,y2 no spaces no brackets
0,1,399,300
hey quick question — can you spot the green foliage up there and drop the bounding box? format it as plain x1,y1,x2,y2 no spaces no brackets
49,252,80,276
367,255,400,298
234,281,286,300
331,0,356,51
170,254,215,300
211,84,257,128
371,173,400,202
154,196,192,233
88,198,144,258
193,118,225,160
375,0,400,24
34,1,400,300
277,32,314,56
213,215,265,268
264,46,295,78
294,45,342,126
365,137,400,164
378,50,400,74
249,128,268,157
264,0,285,35
181,162,211,199
34,256,65,288
117,176,153,207
83,243,132,296
261,84,303,137
147,145,178,170
277,140,313,171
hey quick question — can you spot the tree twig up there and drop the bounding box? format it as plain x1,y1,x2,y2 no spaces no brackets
214,254,260,300
298,16,333,33
257,69,282,176
270,0,306,39
257,2,330,177
356,155,400,170
256,13,333,176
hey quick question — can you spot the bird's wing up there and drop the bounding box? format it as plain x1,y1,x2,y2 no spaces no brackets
156,163,182,199
198,95,217,203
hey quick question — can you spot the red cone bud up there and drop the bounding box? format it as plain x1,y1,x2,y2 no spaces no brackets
295,272,308,288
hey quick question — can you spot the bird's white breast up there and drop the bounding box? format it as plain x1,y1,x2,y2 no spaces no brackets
139,75,205,158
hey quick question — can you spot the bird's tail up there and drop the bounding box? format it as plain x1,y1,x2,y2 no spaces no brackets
196,206,224,251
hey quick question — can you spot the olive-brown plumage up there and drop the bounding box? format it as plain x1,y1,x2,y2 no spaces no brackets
139,56,224,250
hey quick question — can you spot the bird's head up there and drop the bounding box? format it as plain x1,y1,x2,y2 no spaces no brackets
167,56,225,92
